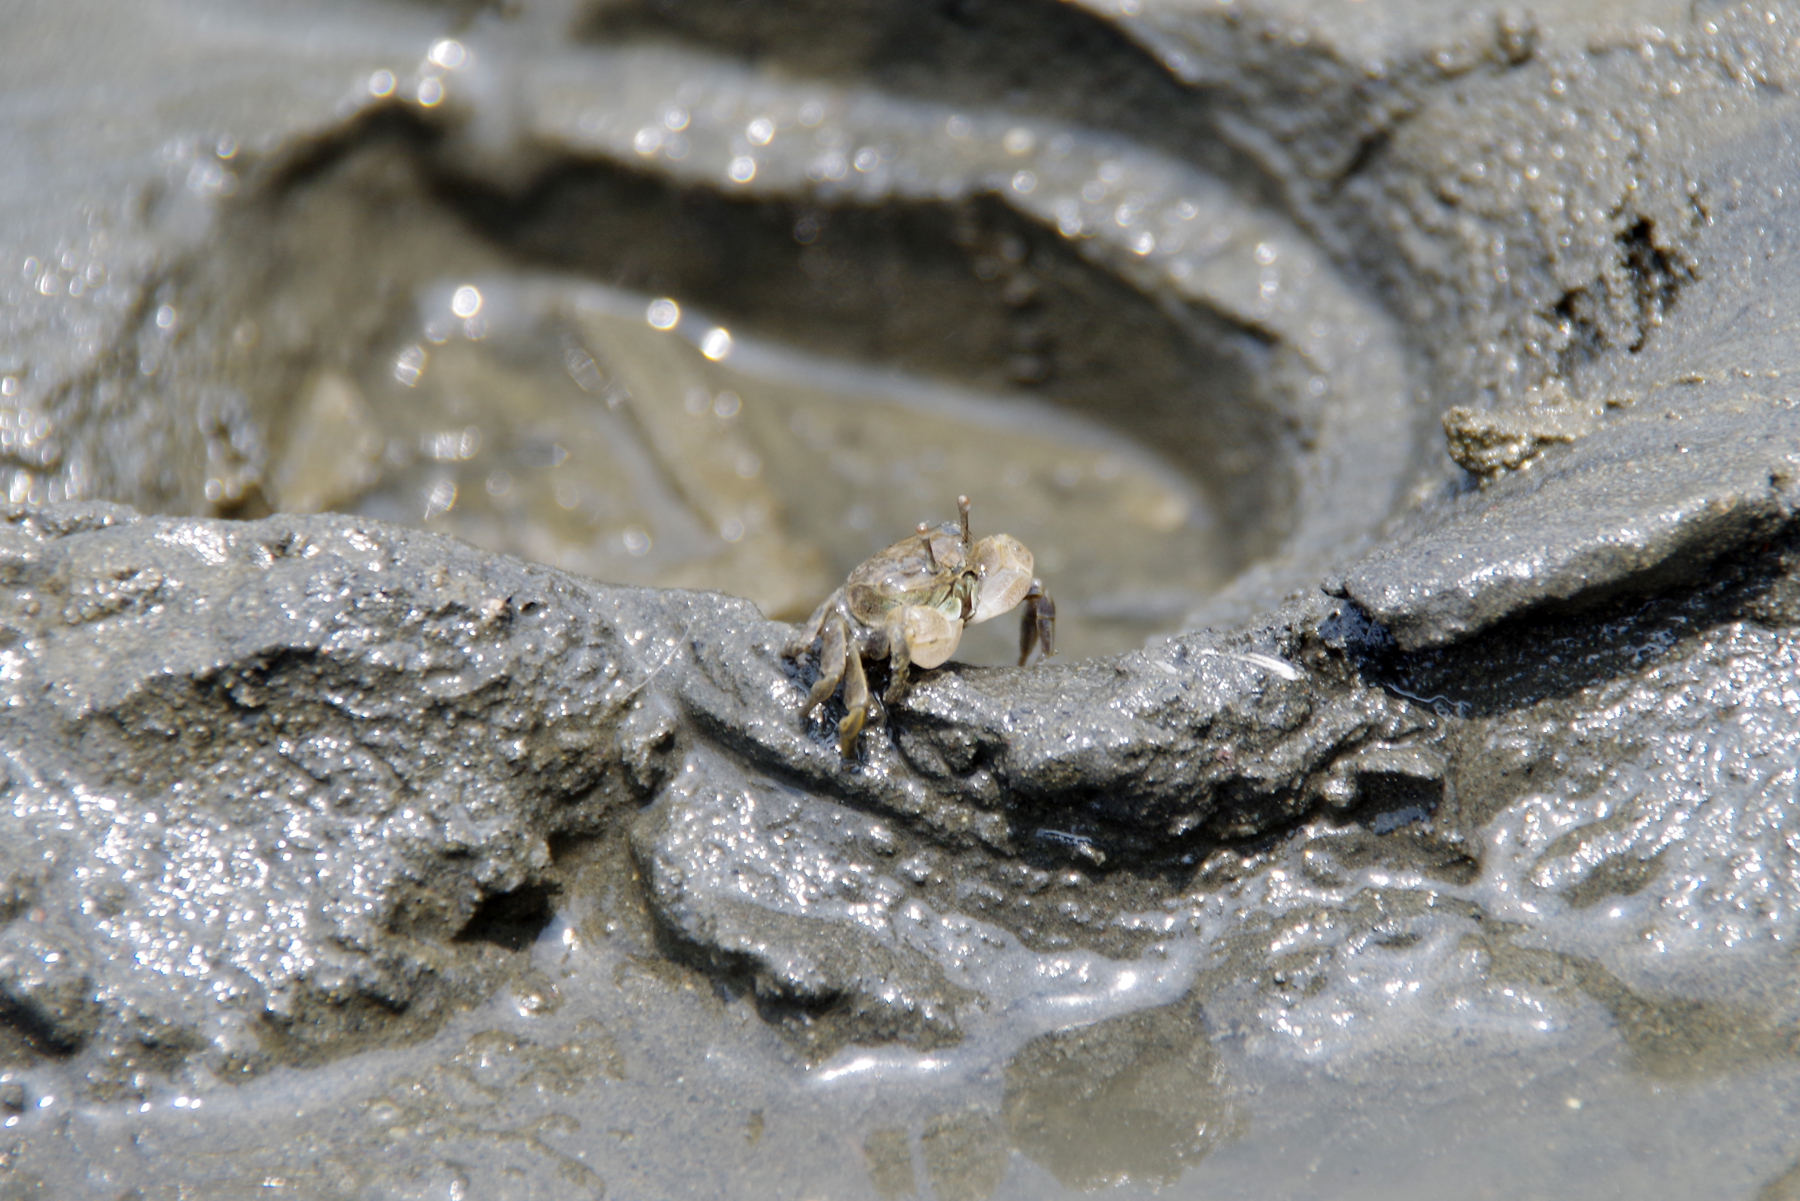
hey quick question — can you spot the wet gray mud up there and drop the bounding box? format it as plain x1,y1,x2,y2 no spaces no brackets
5,0,1800,1196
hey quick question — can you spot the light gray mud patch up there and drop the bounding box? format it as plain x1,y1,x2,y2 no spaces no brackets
1341,391,1800,649
0,505,679,1087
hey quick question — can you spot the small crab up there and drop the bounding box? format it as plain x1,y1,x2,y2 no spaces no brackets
786,495,1055,753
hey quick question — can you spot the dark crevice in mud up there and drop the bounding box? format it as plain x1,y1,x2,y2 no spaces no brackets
454,881,560,952
208,484,272,521
240,102,452,201
1327,125,1395,195
1333,772,1441,835
0,880,34,930
578,0,1286,208
0,994,95,1063
203,648,319,713
1549,287,1607,376
1006,803,1217,879
668,945,835,1049
435,158,1292,550
1618,217,1692,353
1550,212,1697,373
1346,524,1800,720
999,778,1474,895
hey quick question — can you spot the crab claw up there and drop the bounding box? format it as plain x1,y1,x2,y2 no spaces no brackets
1020,580,1055,665
901,603,963,669
968,534,1034,625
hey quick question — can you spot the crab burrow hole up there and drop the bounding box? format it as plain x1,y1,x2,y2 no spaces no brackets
123,30,1422,663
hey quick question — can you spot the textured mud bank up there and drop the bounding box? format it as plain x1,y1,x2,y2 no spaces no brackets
4,0,1800,1197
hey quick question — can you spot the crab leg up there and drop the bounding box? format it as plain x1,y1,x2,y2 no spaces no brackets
882,608,912,703
837,638,872,754
1019,580,1056,665
786,594,833,663
804,609,849,717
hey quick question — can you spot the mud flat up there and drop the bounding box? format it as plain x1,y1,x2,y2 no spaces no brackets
3,0,1800,1196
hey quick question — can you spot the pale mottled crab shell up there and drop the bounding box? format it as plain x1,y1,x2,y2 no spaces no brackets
968,534,1034,625
843,523,967,624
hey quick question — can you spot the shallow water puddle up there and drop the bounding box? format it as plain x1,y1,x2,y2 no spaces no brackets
274,275,1227,661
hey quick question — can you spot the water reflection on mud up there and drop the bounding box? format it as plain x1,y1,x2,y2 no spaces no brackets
1002,1004,1239,1190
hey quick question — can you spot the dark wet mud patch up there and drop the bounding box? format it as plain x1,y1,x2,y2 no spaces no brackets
1558,844,1671,911
0,986,98,1064
454,881,560,953
251,979,467,1072
648,897,975,1058
983,759,1476,895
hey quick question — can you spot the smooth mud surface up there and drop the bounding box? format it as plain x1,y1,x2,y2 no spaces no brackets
4,0,1800,1197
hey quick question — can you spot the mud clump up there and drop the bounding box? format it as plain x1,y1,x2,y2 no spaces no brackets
0,504,678,1087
